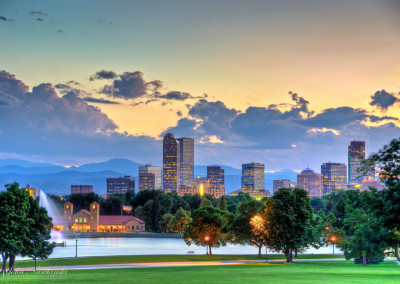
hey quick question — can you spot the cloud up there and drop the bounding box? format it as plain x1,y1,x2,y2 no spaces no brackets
83,97,120,105
177,111,183,117
57,29,63,34
0,16,15,22
100,71,162,99
0,70,160,161
370,90,399,110
90,70,118,81
36,18,44,22
155,91,192,101
30,11,48,16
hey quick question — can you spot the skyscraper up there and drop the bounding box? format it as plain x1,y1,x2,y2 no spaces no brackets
273,179,291,195
207,166,225,187
163,133,180,192
321,162,347,195
177,137,194,187
348,141,365,184
139,164,162,190
242,163,265,191
138,173,155,191
106,176,135,195
297,168,323,198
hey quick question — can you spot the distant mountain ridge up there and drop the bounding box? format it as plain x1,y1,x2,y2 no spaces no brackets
0,158,298,196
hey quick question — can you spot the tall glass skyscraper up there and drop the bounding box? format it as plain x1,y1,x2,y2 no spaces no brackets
177,137,194,187
242,163,265,191
321,162,347,195
297,168,323,198
163,133,180,192
139,164,162,190
348,141,365,184
207,166,225,187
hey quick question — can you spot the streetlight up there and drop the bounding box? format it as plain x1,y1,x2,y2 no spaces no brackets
330,236,337,255
74,230,81,258
205,236,210,255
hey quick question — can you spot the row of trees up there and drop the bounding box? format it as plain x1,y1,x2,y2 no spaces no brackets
0,183,53,272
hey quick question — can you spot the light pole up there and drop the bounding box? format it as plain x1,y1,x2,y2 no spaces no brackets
74,231,80,258
205,236,210,255
330,236,337,255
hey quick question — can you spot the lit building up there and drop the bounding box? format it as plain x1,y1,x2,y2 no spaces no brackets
228,189,270,200
52,202,145,233
273,179,291,195
297,168,323,198
71,185,93,194
321,162,347,195
177,137,194,187
139,173,155,191
163,133,180,192
348,141,365,184
359,177,386,192
106,175,135,195
178,176,225,198
25,184,39,199
207,166,225,187
139,164,162,190
242,163,265,191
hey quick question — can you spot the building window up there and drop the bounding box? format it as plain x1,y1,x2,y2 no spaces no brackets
84,218,87,223
79,218,82,223
75,218,78,223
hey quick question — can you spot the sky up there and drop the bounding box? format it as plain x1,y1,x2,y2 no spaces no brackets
0,0,400,170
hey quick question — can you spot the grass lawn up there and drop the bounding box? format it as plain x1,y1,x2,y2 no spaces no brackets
14,254,345,268
2,261,400,284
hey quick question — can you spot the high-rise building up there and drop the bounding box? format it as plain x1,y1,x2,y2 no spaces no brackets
273,179,291,195
348,141,365,184
138,173,155,191
242,163,265,191
163,133,180,192
71,185,93,194
297,168,323,198
178,176,225,198
321,162,347,195
177,137,194,187
207,166,225,187
139,164,162,190
106,175,135,195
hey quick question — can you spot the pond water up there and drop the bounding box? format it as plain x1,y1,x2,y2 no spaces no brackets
46,234,341,258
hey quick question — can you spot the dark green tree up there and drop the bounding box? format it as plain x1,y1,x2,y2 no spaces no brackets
150,197,162,232
217,195,228,211
159,213,173,233
200,198,213,208
170,207,192,233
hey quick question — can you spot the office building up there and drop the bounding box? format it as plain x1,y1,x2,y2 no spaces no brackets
177,137,194,187
71,185,93,194
163,133,180,192
139,164,162,190
273,179,291,195
321,162,347,194
348,141,365,184
297,168,323,198
106,175,135,195
242,163,265,191
207,166,225,187
178,176,225,198
139,173,155,191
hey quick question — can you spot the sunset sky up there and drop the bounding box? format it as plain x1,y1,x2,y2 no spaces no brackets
1,0,400,170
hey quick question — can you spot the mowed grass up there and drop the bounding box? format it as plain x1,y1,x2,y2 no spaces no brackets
14,254,344,268
3,261,400,284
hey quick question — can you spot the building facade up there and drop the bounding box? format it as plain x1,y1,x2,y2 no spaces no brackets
272,179,291,195
163,133,180,192
178,177,225,198
321,162,347,195
348,141,365,184
106,176,135,195
242,163,265,191
297,168,323,198
139,164,162,190
53,201,145,233
138,173,155,191
177,137,194,187
207,166,225,187
71,185,93,194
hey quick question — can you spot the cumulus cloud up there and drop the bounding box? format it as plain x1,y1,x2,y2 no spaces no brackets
0,70,159,161
89,70,118,81
0,16,15,22
370,90,399,110
82,97,120,105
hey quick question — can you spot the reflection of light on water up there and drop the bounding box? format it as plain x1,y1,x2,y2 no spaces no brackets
51,230,63,242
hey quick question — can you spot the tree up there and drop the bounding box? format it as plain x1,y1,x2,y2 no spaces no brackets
150,197,162,232
101,194,125,215
159,213,173,233
264,188,314,263
217,196,228,211
170,207,192,233
66,192,102,213
226,199,265,257
184,207,230,255
200,198,213,208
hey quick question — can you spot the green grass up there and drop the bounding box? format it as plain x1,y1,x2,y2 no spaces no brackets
2,261,400,283
14,254,344,268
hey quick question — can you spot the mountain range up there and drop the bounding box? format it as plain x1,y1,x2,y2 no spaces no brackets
0,158,298,196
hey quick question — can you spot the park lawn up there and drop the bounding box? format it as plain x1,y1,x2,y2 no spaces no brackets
3,261,400,284
14,254,344,268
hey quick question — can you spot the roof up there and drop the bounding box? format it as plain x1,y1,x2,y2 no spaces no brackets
81,210,90,216
99,215,145,225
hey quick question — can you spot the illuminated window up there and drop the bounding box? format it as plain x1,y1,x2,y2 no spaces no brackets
79,218,82,223
84,218,87,223
75,218,78,223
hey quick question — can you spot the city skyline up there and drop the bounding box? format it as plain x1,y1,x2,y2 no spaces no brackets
1,1,400,171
